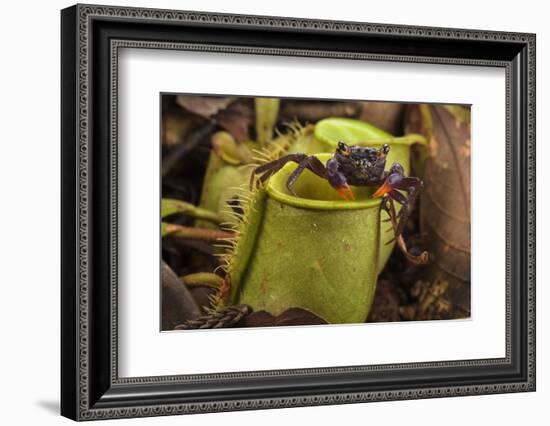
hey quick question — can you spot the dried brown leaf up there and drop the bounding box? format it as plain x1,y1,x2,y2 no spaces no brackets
367,279,402,322
215,100,254,142
279,101,359,122
161,260,201,330
405,104,471,318
161,110,201,146
240,307,327,327
176,96,235,119
357,102,405,135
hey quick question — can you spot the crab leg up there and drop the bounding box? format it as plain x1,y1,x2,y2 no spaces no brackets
375,163,429,265
250,153,309,189
251,154,333,198
286,155,328,195
326,157,355,200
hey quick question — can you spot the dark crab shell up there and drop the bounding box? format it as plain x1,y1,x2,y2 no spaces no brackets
334,143,389,186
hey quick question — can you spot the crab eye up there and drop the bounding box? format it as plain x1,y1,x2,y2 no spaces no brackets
378,144,390,159
337,141,350,155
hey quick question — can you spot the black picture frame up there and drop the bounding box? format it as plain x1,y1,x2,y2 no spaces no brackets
61,3,536,421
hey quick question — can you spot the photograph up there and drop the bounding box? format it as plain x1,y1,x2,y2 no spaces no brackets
160,95,471,330
58,3,535,420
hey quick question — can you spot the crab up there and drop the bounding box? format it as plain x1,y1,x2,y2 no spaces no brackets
251,141,428,265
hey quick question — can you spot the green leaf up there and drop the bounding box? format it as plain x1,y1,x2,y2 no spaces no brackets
180,273,224,289
255,98,280,146
161,198,225,224
314,117,392,147
211,131,254,165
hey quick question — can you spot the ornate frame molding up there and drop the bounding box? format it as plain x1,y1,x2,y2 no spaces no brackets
61,4,535,421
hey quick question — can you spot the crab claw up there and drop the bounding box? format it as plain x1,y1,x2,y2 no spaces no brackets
372,180,393,198
336,184,355,201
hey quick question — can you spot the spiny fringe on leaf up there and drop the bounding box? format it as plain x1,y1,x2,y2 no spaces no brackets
251,120,312,165
211,184,265,310
208,122,309,312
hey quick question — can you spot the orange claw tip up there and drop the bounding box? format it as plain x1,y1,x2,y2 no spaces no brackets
337,185,355,201
373,181,392,198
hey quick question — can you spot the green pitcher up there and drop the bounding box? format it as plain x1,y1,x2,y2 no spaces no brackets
227,153,382,324
307,118,426,271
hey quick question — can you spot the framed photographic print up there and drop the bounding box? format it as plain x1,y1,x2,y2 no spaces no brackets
61,3,536,421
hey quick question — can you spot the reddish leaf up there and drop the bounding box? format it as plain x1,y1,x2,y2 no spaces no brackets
239,307,327,327
275,307,328,326
176,95,234,119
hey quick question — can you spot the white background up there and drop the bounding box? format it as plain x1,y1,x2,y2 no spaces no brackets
0,0,547,425
119,50,506,377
